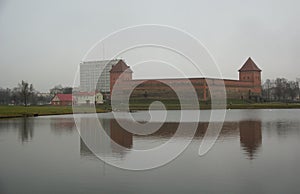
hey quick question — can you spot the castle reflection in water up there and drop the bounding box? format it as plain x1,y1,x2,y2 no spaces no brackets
79,117,262,160
0,116,262,160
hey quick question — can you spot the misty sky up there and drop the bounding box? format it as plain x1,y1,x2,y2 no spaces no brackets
0,0,299,92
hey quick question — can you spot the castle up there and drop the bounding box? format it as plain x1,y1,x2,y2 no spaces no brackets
109,57,262,102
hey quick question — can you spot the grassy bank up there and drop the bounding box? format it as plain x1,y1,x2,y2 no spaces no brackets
129,102,300,110
227,103,300,109
129,99,232,110
0,105,110,119
1,101,300,119
128,99,300,110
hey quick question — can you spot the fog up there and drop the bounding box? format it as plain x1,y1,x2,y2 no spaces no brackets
0,0,299,92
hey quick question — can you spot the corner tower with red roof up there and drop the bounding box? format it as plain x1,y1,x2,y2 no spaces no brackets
239,57,262,85
109,60,133,95
238,57,262,95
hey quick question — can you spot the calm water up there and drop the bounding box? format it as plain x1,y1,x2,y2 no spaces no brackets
0,109,300,194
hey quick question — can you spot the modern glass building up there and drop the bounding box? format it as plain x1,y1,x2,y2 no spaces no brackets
80,60,120,93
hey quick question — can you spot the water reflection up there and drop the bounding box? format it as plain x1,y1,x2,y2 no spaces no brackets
239,121,262,160
110,119,133,149
19,117,34,143
19,117,34,142
0,117,34,142
79,118,262,160
80,118,133,159
50,117,75,135
0,118,33,142
1,110,300,194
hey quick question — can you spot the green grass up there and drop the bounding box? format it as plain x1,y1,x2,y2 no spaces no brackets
227,103,300,109
1,101,300,119
0,105,109,118
128,98,300,110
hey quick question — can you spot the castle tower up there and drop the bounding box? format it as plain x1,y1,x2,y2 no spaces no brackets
239,57,262,86
109,60,133,95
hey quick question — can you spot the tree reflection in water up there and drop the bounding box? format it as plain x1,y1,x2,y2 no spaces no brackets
19,117,34,143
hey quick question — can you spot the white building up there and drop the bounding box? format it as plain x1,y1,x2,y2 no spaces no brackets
80,60,121,93
73,92,103,105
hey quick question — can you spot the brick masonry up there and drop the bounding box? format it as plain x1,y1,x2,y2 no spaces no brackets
110,58,262,101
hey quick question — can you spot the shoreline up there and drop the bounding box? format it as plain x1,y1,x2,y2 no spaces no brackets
0,110,111,119
0,105,110,119
1,103,300,119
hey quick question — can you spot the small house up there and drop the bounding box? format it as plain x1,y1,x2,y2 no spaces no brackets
51,94,73,106
73,92,103,105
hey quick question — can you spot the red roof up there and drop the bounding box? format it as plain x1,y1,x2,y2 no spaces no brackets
73,92,98,96
55,94,73,101
110,60,133,73
239,57,261,72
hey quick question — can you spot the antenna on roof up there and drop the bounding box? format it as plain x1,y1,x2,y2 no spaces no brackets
102,42,105,60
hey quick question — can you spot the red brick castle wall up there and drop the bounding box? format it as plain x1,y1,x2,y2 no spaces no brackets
109,58,262,101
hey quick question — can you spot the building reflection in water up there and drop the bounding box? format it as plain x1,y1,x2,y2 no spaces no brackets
79,117,262,160
110,119,133,149
50,117,75,135
239,120,262,160
80,117,133,159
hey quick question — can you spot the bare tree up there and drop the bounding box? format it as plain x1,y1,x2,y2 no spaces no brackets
262,79,272,101
18,80,34,106
287,81,299,100
0,88,11,104
50,85,72,95
262,78,300,102
274,78,287,101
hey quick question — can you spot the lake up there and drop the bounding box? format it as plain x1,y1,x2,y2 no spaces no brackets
0,109,300,194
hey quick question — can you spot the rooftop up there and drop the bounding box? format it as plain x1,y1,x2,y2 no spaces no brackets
55,94,73,101
239,57,261,72
110,60,133,73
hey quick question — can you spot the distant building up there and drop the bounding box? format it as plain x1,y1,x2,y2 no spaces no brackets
79,58,262,101
51,94,73,106
110,57,262,101
80,60,122,93
36,92,51,98
109,60,133,93
73,92,103,105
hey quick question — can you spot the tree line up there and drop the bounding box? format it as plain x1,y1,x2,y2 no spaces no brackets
0,81,73,106
1,78,299,106
262,78,300,102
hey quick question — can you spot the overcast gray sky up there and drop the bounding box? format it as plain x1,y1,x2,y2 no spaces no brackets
0,0,299,92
